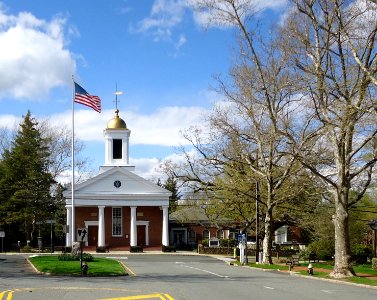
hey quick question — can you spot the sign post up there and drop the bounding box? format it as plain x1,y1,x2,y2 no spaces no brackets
0,231,5,253
46,220,56,253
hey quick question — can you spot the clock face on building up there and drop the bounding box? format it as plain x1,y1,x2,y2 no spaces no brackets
114,180,121,188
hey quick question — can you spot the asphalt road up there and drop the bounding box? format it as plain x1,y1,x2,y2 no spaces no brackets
1,253,377,300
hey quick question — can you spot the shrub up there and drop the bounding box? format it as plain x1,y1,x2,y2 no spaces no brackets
81,253,94,262
58,253,79,261
130,246,143,253
162,245,176,252
351,244,372,264
96,246,107,253
219,239,238,248
58,252,93,261
307,240,334,261
202,239,209,247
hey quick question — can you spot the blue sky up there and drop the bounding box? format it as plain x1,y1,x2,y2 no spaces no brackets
0,0,288,180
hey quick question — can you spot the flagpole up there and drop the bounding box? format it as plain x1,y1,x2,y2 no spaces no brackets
71,75,75,247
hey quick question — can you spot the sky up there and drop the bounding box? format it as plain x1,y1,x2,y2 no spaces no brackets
0,0,288,181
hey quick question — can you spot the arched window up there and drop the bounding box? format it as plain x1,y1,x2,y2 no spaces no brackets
203,229,210,240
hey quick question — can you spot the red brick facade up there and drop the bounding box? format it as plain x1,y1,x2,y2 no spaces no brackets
75,206,163,247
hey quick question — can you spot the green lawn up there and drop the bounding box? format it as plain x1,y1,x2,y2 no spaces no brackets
28,255,127,276
244,260,377,287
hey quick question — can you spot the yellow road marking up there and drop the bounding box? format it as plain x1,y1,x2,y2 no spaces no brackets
0,291,13,300
163,294,174,300
119,261,136,276
99,293,174,300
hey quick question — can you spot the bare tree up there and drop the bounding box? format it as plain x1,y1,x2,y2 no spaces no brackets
166,0,311,264
39,121,94,183
281,0,377,278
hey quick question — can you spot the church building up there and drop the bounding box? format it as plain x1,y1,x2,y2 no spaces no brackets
64,109,171,249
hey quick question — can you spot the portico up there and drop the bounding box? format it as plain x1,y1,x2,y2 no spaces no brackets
64,109,171,249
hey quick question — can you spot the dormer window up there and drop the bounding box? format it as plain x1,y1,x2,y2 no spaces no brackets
113,139,122,159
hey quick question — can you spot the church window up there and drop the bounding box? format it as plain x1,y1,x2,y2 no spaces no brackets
113,139,122,159
112,207,122,236
217,230,224,239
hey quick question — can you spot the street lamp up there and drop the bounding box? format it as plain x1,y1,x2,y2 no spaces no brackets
368,219,377,258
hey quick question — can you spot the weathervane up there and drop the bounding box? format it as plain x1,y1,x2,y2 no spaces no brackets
113,83,123,110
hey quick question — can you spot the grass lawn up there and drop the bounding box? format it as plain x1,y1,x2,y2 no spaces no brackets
243,260,377,287
28,255,127,276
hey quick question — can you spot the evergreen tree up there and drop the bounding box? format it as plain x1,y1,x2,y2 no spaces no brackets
0,111,55,245
163,176,181,213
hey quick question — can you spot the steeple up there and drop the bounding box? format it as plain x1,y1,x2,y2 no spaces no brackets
101,109,134,172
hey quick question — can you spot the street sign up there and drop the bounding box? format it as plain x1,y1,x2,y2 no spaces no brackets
237,233,246,242
0,231,5,238
77,228,88,242
237,233,242,242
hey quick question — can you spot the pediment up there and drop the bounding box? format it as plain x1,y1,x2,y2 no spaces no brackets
64,167,171,198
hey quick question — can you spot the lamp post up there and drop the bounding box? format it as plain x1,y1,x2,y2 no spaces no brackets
369,219,377,258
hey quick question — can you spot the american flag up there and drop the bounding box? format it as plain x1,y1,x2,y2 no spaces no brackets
74,82,101,113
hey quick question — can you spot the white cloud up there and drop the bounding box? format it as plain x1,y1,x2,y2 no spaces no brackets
34,105,210,147
0,6,76,100
131,0,188,48
0,114,20,128
175,33,187,49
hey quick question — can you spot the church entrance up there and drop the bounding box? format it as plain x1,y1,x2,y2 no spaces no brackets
137,225,146,247
88,226,98,246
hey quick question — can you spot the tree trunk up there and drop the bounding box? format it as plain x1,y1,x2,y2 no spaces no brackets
330,191,355,278
262,207,273,264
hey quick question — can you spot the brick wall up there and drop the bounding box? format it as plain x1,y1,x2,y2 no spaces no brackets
74,206,163,247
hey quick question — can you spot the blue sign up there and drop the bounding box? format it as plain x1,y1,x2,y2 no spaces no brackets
237,233,246,242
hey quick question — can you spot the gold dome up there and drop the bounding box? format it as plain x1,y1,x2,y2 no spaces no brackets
107,109,127,129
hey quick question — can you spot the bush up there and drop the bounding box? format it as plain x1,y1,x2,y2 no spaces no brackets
96,246,107,253
162,245,176,252
130,246,143,253
219,239,238,248
58,253,79,261
351,244,372,264
81,253,94,262
306,240,334,261
58,252,94,262
202,239,209,247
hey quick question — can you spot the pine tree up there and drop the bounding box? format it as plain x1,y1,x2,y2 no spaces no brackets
163,176,181,213
0,111,55,244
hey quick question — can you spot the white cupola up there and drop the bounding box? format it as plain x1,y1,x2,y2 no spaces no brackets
100,109,135,172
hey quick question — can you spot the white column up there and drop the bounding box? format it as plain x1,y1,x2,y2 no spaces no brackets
98,206,105,247
130,206,137,247
66,206,72,247
162,206,169,246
